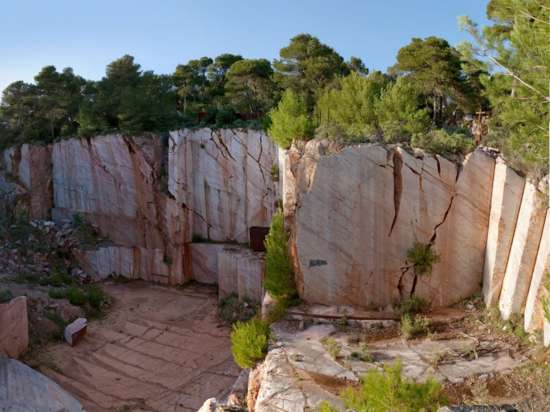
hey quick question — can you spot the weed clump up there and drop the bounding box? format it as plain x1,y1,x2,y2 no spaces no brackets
66,286,87,306
321,337,342,360
340,361,447,411
0,289,13,303
230,318,270,368
219,294,257,324
401,313,429,340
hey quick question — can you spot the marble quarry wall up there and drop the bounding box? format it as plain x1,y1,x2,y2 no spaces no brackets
282,139,548,336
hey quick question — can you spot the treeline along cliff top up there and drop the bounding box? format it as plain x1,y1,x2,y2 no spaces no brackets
0,0,548,178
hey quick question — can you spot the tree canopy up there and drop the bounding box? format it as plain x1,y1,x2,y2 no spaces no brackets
0,17,547,178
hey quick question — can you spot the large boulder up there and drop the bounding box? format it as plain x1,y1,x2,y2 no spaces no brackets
0,357,84,411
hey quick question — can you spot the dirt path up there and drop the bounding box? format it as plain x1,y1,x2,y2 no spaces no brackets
34,281,239,412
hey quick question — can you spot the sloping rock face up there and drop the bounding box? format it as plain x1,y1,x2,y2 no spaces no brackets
283,140,495,308
0,357,84,412
168,128,279,243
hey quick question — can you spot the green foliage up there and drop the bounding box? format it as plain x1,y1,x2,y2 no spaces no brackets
72,213,104,246
320,336,342,360
406,242,440,277
274,34,349,111
411,129,475,156
401,314,429,340
391,36,479,126
219,294,257,324
87,284,106,310
66,286,87,306
264,210,296,299
315,72,389,142
376,77,431,143
317,400,339,412
349,343,373,362
48,288,67,300
268,89,313,148
340,361,446,411
398,296,429,316
0,289,13,303
225,59,277,118
230,318,270,368
460,1,550,178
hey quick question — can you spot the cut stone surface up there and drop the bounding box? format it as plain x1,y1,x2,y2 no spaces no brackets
37,282,239,412
499,181,547,320
0,296,28,359
64,317,87,346
0,357,84,412
286,141,495,308
188,243,228,284
168,129,278,243
524,209,550,332
218,246,265,303
483,160,525,306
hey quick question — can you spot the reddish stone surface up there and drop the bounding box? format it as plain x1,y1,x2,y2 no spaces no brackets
0,296,29,359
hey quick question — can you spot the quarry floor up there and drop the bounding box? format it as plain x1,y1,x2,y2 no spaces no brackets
31,281,239,412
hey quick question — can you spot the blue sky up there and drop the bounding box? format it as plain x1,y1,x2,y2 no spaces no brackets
0,1,490,93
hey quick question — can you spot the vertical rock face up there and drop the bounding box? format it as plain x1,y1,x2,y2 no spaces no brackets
169,128,279,243
499,181,547,320
483,160,525,306
0,144,52,219
0,296,28,359
524,209,550,331
285,140,495,308
51,135,188,284
218,246,265,303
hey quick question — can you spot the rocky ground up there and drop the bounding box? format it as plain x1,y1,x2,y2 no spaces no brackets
248,298,550,412
27,281,239,412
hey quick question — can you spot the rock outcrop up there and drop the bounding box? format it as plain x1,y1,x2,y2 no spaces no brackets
283,140,495,308
0,357,84,411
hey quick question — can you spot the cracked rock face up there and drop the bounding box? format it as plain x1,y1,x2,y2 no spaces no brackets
169,128,279,243
283,140,496,309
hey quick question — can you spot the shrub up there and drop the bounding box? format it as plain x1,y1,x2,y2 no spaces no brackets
48,288,67,300
66,287,87,306
349,343,373,362
264,211,296,299
407,242,440,277
411,129,475,156
340,361,446,411
315,72,388,142
376,77,430,143
268,89,314,149
0,289,13,303
401,314,429,340
87,284,106,309
317,400,339,412
230,318,270,368
72,213,103,246
398,296,429,316
219,294,257,324
321,337,342,360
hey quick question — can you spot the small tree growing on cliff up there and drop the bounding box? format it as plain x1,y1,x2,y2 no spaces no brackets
405,242,440,298
264,210,296,299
